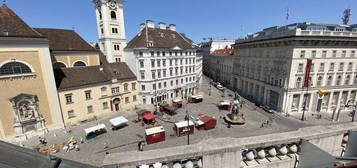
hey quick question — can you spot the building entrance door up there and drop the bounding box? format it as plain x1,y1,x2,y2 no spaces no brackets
113,98,120,111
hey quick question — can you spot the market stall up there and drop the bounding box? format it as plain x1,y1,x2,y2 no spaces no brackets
218,100,232,110
85,124,107,140
145,126,166,144
199,116,217,130
109,116,128,130
172,99,183,108
160,104,178,115
174,120,194,136
142,113,156,125
189,95,203,103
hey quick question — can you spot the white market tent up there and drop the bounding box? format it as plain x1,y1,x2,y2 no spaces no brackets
84,124,106,135
109,116,128,127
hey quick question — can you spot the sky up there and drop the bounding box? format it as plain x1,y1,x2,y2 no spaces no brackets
5,0,357,43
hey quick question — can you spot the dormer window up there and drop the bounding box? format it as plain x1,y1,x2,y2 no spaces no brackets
335,27,345,32
148,41,154,47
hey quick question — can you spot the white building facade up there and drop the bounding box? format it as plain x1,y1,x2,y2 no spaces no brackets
232,23,357,114
125,21,200,105
93,0,127,63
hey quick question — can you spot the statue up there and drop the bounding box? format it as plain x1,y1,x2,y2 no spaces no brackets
18,104,35,120
231,99,240,116
224,98,245,125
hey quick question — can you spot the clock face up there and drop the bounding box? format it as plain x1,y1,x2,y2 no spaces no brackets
108,0,117,9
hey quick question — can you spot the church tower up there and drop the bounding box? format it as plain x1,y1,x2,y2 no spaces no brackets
93,0,126,63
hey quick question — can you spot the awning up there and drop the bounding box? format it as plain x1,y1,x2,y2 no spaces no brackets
143,113,155,120
85,124,106,134
109,116,128,127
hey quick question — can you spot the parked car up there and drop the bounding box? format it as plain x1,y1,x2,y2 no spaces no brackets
262,106,275,113
216,84,224,90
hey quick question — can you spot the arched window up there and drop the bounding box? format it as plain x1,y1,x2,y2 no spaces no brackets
110,11,116,19
345,75,351,85
0,61,32,76
53,62,67,69
295,77,302,88
73,61,86,67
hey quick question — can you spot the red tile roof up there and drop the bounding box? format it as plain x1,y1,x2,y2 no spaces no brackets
0,5,43,38
211,48,234,56
34,28,97,52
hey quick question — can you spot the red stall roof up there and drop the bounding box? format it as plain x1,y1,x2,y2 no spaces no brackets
200,116,216,123
143,113,155,120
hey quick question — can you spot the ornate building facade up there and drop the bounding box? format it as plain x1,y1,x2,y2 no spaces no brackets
232,23,357,114
93,0,127,63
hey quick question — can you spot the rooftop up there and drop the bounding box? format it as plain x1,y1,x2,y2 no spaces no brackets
211,48,234,56
0,5,43,38
54,62,136,91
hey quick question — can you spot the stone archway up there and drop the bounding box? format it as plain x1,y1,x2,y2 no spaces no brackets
113,98,120,111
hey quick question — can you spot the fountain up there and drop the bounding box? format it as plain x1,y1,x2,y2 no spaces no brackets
223,98,246,125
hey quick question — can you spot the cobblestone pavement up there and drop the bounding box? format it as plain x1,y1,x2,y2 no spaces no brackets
20,76,344,166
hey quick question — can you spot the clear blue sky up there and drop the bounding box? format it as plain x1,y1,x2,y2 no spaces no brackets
5,0,357,43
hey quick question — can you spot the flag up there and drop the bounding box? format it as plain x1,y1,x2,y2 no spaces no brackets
303,59,313,88
286,8,290,21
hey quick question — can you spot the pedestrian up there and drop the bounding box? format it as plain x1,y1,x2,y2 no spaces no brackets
138,141,144,151
80,137,84,144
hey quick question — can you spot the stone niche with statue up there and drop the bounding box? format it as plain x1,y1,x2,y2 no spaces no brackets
10,94,45,135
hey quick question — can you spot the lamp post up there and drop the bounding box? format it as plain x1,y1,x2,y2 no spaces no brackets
346,100,357,122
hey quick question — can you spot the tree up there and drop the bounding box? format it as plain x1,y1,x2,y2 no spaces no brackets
342,8,352,25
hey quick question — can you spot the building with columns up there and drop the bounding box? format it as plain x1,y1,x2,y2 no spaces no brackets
93,0,126,63
232,22,357,114
125,20,200,105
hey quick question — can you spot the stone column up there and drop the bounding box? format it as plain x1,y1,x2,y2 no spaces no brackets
336,91,343,111
347,90,352,102
327,92,334,112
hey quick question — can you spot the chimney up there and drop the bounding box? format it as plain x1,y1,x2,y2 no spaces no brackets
168,24,176,31
158,22,166,30
140,23,146,30
146,20,155,28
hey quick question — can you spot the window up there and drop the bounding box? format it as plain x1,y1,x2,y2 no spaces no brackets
348,62,353,71
342,50,346,57
101,87,108,97
153,84,156,90
124,83,129,92
345,75,351,85
111,87,120,94
295,77,302,88
65,94,73,104
170,69,173,76
163,60,166,67
110,11,117,19
139,52,143,57
152,71,156,79
297,63,304,72
85,90,92,100
157,51,161,56
300,50,305,58
158,71,161,78
112,27,118,34
151,51,155,56
332,50,337,57
169,52,172,56
125,97,129,104
157,60,161,67
338,63,344,71
329,63,335,72
336,76,342,86
140,61,144,68
99,11,102,20
162,52,166,56
133,95,137,102
164,82,167,87
53,62,66,69
163,70,166,77
141,85,146,91
327,76,333,86
140,71,145,79
171,80,173,86
351,51,355,57
354,75,357,85
322,50,327,58
316,76,323,87
0,61,32,76
73,61,86,67
115,58,121,62
87,105,94,113
68,110,75,119
181,78,184,84
103,102,109,109
143,98,146,104
318,63,325,72
176,79,178,85
310,63,314,72
311,50,316,58
158,83,162,89
114,44,120,51
170,60,173,66
151,60,155,67
132,83,136,90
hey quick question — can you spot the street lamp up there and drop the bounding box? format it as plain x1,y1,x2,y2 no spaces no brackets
346,100,357,122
